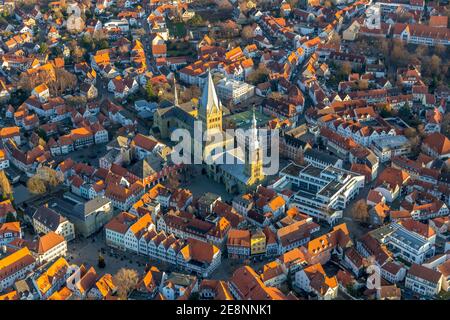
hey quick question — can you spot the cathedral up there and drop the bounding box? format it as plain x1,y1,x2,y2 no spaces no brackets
153,71,265,194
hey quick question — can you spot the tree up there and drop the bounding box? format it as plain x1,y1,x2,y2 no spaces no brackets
145,82,158,102
434,44,446,58
442,113,450,138
81,33,94,50
241,25,254,41
0,170,12,200
39,43,49,54
48,68,77,95
378,103,394,118
404,127,421,156
247,63,270,85
378,38,390,58
357,79,369,90
27,175,47,194
71,44,86,64
40,167,63,187
65,95,87,108
239,0,250,14
92,29,107,43
349,199,369,223
5,212,16,223
98,254,106,269
9,88,28,107
403,127,417,139
217,0,233,10
287,0,300,8
338,62,352,79
113,268,139,300
181,85,201,103
429,55,441,78
390,40,411,68
188,14,204,26
415,45,428,58
165,170,181,189
328,33,341,46
18,73,46,92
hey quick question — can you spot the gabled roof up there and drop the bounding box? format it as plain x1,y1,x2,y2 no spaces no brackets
423,132,450,155
37,231,65,254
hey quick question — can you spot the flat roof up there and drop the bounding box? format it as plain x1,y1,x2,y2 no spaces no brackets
224,110,271,130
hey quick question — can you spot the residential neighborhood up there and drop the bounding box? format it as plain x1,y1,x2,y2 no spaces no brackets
0,0,449,303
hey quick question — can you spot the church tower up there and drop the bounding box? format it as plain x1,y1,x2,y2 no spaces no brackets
198,71,222,133
244,110,264,183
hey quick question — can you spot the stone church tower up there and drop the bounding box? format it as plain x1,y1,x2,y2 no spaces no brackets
244,110,264,184
198,71,222,133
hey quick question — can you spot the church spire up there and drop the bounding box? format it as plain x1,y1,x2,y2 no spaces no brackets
251,108,259,150
200,70,220,114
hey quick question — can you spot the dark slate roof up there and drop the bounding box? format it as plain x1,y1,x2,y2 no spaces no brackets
304,148,340,165
32,206,67,231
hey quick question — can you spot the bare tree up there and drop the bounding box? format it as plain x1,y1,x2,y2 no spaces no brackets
216,0,233,10
390,40,412,68
349,199,369,223
71,45,86,64
181,85,201,103
27,175,47,194
339,62,352,78
434,44,447,58
65,96,87,108
429,55,442,77
113,268,139,300
164,170,181,189
442,113,450,138
48,68,77,95
241,25,254,41
0,170,12,200
247,63,270,85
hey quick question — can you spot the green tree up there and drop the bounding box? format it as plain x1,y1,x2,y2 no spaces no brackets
39,43,49,54
145,82,158,102
188,14,204,26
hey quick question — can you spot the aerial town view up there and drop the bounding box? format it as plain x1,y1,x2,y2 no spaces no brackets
0,0,449,305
